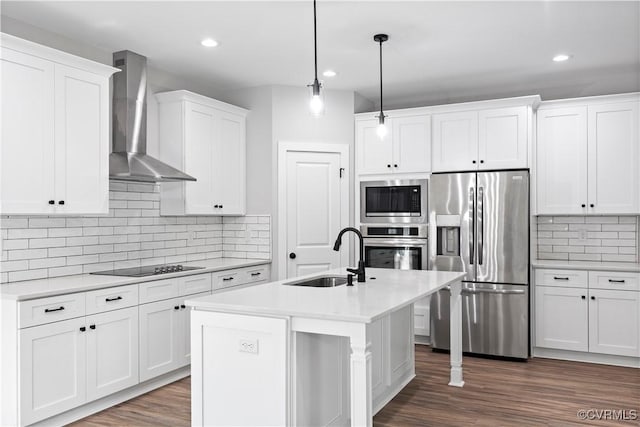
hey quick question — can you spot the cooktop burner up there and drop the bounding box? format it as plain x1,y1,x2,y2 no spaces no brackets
90,264,203,277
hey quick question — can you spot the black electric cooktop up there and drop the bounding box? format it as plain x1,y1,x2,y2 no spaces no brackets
90,264,203,277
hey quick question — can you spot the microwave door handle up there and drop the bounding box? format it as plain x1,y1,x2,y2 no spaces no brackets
478,186,484,265
469,187,474,264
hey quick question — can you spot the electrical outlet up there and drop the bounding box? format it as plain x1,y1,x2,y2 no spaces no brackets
239,338,259,354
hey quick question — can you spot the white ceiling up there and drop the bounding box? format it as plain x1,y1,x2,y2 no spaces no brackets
2,1,639,109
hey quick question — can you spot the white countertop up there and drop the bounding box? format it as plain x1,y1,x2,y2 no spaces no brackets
186,268,465,323
532,259,640,273
0,258,271,301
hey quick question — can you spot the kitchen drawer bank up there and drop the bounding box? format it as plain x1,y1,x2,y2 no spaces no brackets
532,262,640,368
1,261,270,427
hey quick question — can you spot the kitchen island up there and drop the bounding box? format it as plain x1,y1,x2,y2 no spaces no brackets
186,267,465,427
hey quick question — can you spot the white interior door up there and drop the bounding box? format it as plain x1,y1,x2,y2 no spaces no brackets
279,143,349,279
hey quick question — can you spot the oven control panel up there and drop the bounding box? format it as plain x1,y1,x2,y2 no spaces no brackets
361,225,428,239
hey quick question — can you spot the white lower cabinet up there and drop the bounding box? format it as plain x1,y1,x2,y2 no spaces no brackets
535,268,640,359
19,306,138,425
19,317,87,426
588,289,640,357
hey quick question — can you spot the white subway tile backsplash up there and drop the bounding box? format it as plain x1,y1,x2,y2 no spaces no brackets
537,216,638,263
1,181,271,283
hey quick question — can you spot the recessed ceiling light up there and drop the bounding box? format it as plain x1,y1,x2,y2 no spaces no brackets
201,38,219,48
323,70,337,77
552,54,571,62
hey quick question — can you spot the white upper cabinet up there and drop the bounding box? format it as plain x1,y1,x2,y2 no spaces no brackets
0,33,116,215
432,111,478,171
157,90,248,216
356,114,430,175
536,94,640,215
432,105,530,172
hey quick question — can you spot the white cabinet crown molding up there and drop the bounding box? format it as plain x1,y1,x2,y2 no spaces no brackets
537,92,640,110
0,32,118,76
355,94,541,119
155,89,249,117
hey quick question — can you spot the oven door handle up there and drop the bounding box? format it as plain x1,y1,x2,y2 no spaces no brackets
363,239,428,247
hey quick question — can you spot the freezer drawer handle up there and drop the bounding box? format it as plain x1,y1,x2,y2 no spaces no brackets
461,288,526,295
608,279,626,283
553,276,569,280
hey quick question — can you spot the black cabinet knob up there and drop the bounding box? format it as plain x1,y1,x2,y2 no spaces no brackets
393,164,398,168
174,305,180,310
581,204,586,208
58,200,65,205
590,204,594,208
581,295,586,300
89,324,96,330
80,326,86,332
181,304,186,309
220,205,223,208
48,200,55,205
387,164,391,168
289,252,296,259
480,160,484,164
591,296,595,300
472,160,476,164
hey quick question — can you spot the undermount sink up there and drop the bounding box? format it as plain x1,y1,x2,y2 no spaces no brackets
284,276,348,288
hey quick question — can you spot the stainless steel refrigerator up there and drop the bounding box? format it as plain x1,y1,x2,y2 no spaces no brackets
429,170,529,359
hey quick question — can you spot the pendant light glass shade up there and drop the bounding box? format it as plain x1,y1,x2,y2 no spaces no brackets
308,0,324,116
374,34,388,139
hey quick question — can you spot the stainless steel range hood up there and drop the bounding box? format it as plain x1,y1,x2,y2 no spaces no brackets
110,50,196,182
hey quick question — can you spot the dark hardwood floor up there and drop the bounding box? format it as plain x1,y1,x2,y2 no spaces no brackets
71,345,639,426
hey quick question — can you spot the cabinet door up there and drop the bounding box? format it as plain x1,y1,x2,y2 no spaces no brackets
19,317,86,426
214,111,246,215
177,291,210,367
536,107,588,214
587,102,640,214
139,298,181,381
535,286,588,351
53,64,109,214
478,106,527,170
432,111,478,172
356,118,393,175
86,307,139,401
0,47,55,214
392,115,431,174
588,289,640,357
184,101,216,214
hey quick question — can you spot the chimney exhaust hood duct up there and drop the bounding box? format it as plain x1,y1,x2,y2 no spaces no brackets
110,50,196,182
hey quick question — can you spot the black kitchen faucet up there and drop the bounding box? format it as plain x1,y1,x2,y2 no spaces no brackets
333,227,366,283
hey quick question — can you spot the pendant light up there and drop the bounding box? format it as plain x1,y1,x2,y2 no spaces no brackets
374,34,388,138
308,0,324,116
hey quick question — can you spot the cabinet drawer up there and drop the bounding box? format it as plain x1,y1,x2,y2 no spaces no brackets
19,293,85,328
244,265,270,284
139,279,180,304
179,273,212,296
85,284,138,315
535,269,588,288
213,270,242,290
589,271,640,291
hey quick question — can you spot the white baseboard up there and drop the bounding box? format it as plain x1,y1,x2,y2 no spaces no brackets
533,347,640,368
414,334,430,345
30,367,191,427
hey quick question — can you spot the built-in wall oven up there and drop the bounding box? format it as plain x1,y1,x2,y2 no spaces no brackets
361,225,428,270
360,179,428,224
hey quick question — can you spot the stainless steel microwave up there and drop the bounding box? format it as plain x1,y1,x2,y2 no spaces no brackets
360,179,428,224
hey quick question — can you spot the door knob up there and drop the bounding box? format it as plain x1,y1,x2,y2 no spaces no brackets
289,252,296,259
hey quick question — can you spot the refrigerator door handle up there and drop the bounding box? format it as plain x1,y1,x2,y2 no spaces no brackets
469,187,475,264
477,186,484,265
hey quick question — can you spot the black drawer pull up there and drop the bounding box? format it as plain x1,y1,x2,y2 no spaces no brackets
174,305,180,310
553,277,569,281
45,306,65,313
48,200,55,205
581,295,586,300
80,326,86,332
105,296,123,302
180,304,186,309
608,279,626,283
89,324,96,330
251,272,261,276
223,277,234,281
